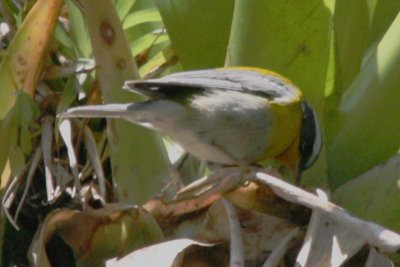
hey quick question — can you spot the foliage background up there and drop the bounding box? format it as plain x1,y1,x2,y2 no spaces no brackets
0,0,399,266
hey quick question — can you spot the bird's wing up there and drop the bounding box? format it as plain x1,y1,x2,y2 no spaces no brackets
124,69,301,103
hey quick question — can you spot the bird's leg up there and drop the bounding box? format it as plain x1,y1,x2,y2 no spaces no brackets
167,162,259,203
168,166,243,202
236,162,259,186
161,152,206,202
163,135,257,202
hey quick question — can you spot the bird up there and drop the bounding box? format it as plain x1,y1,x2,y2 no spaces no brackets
60,67,322,179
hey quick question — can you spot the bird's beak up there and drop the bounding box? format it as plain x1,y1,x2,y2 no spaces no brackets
58,103,134,119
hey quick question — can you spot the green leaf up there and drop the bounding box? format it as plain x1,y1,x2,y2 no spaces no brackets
333,0,371,92
56,77,79,114
156,0,234,69
9,146,26,177
2,92,38,128
366,0,400,49
138,49,167,77
130,31,169,56
328,12,400,188
227,0,334,107
333,154,400,232
115,0,137,21
54,23,74,49
20,127,32,155
123,8,162,30
66,0,92,58
15,92,38,126
54,22,75,58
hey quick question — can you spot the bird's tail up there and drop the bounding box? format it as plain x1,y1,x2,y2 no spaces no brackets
59,103,134,119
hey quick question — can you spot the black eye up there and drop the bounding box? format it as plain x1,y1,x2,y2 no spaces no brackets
299,102,322,171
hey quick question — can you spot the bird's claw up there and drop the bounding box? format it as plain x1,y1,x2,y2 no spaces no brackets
165,167,245,202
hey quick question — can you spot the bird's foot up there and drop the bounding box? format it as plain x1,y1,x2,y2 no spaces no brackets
164,165,262,203
167,167,242,202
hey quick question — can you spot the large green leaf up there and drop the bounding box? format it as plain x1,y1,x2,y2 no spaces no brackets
333,154,400,232
227,0,333,107
156,0,234,70
328,12,400,188
79,0,170,204
324,0,400,144
366,0,400,49
333,0,371,92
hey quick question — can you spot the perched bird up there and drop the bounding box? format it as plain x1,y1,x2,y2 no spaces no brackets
61,67,321,178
